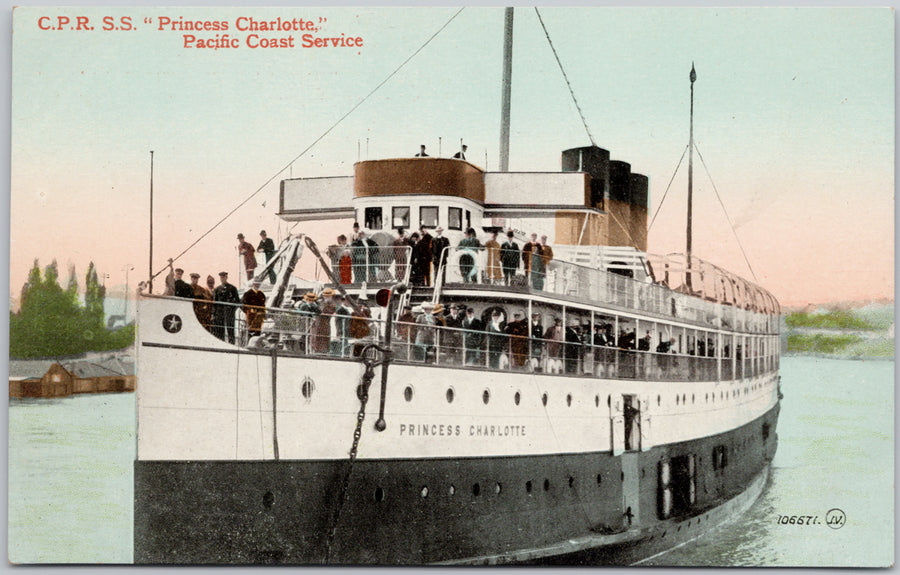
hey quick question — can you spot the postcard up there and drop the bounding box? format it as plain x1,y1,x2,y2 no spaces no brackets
7,5,893,567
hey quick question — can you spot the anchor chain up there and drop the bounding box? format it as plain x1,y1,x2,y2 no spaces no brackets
323,344,387,564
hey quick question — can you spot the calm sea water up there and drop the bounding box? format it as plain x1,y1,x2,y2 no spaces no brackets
7,357,894,566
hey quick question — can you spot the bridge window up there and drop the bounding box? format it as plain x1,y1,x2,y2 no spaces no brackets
420,206,439,229
392,206,410,229
448,207,463,230
364,207,383,230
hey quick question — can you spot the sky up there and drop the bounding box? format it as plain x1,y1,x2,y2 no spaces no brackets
8,5,895,307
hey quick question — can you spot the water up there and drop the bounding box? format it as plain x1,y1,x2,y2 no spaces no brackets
7,357,893,566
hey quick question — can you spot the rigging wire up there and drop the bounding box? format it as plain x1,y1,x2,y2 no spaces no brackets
534,8,597,147
150,7,467,281
647,143,689,234
694,144,759,282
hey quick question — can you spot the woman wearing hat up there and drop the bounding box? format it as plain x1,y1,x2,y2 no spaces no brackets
311,288,336,353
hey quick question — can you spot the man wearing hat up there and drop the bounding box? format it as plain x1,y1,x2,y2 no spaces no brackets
173,267,193,298
190,272,213,331
292,292,320,353
462,307,485,366
241,280,267,338
237,233,257,281
506,311,529,368
257,230,277,284
213,271,240,343
442,304,463,364
351,230,377,284
416,225,434,286
431,226,450,283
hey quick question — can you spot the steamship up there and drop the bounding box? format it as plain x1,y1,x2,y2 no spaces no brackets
133,11,781,566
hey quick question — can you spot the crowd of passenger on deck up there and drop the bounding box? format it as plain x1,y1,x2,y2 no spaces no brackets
322,221,555,290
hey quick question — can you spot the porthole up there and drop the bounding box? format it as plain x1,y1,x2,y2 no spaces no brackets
543,479,550,492
514,391,521,405
301,378,315,399
494,483,502,495
262,491,275,509
404,386,413,402
483,389,491,404
595,395,600,407
692,394,695,404
657,395,661,406
596,474,602,485
676,395,680,405
568,476,575,488
449,485,456,496
526,480,533,494
620,472,624,482
566,393,572,407
420,486,428,498
472,483,481,496
374,487,385,502
542,392,548,406
607,395,611,407
446,388,455,403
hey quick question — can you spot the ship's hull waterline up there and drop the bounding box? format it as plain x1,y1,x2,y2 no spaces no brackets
134,403,778,565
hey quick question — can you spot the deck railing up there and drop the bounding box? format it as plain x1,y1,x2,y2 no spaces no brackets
437,247,778,335
199,302,779,383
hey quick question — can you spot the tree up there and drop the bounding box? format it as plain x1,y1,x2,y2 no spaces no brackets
10,259,133,358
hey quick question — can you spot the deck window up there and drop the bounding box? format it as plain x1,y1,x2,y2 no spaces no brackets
420,206,439,229
448,207,463,230
364,207,383,230
392,206,410,229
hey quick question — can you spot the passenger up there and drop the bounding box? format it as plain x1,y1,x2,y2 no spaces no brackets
392,229,412,283
395,304,416,359
457,228,482,283
564,320,582,374
500,230,521,285
172,267,193,298
311,288,336,354
522,233,538,279
462,306,485,366
530,241,546,290
206,274,216,294
333,294,353,356
163,259,176,295
237,233,257,281
506,312,529,369
241,280,267,338
213,271,240,344
349,302,372,355
486,310,507,370
408,233,424,286
529,313,544,372
257,230,277,284
417,226,434,286
544,318,564,372
431,227,450,284
442,304,464,365
294,291,321,352
190,272,213,331
484,231,502,285
452,144,467,160
326,234,348,274
415,302,438,362
414,144,429,157
350,222,361,243
351,231,377,284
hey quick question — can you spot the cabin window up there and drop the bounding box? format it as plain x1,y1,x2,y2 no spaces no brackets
712,445,728,471
420,206,439,229
448,207,463,230
465,210,472,230
364,207,383,230
392,206,410,229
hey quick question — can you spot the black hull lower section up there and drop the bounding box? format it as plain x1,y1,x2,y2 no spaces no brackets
134,404,779,565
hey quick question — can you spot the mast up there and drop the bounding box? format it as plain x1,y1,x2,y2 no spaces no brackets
686,64,696,290
499,7,514,172
149,150,154,294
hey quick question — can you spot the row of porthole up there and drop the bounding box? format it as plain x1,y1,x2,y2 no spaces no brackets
402,386,768,409
372,473,606,503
